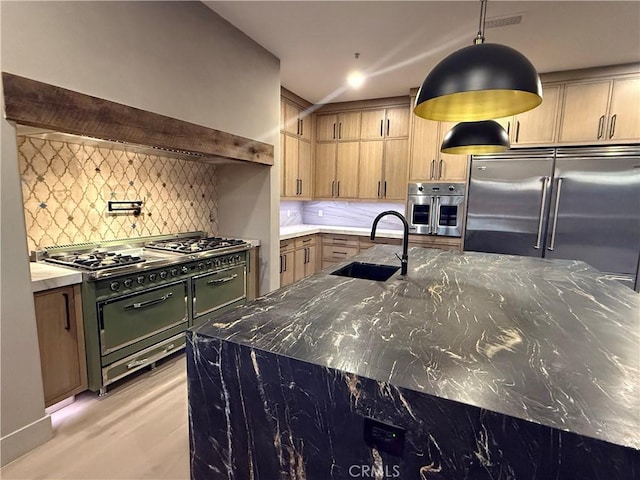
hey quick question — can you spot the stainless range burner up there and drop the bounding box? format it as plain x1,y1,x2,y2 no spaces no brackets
145,236,246,253
46,251,146,271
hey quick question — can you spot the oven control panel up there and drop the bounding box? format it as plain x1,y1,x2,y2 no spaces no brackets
95,251,247,298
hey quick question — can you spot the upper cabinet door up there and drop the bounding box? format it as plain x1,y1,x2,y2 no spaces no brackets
558,81,611,143
383,138,409,200
358,141,384,199
336,142,360,198
337,112,361,141
283,135,299,197
314,143,337,198
512,85,561,145
360,109,386,140
298,140,312,199
409,115,439,181
316,114,337,142
385,107,410,138
607,77,640,141
283,100,300,136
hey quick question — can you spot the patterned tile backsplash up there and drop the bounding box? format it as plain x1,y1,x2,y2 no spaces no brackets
18,136,219,252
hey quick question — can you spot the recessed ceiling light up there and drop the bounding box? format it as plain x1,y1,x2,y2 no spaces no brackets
347,71,365,89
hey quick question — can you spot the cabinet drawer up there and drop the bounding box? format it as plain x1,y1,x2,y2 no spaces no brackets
192,265,246,319
409,235,462,251
322,245,359,261
102,333,185,386
359,237,402,250
280,239,295,251
322,234,359,247
294,235,317,249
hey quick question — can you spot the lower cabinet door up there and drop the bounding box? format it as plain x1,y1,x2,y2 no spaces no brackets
280,251,295,287
34,285,87,406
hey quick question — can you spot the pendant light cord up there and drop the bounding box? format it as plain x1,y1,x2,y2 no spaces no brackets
474,0,488,44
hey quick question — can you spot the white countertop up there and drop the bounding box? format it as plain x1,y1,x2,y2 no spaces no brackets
30,262,83,293
280,224,403,240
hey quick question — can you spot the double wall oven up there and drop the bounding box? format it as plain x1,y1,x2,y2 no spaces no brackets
407,182,466,237
34,232,249,395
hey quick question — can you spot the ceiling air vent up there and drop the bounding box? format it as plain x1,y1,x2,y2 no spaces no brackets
485,14,523,29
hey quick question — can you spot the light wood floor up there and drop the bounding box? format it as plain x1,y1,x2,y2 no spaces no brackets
2,353,190,479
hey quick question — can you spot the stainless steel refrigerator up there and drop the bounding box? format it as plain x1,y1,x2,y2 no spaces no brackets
465,146,640,290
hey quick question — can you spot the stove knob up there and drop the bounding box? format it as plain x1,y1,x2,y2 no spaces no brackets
159,271,167,279
198,262,205,270
205,261,212,268
418,186,424,192
149,273,158,281
235,255,241,262
137,275,145,285
170,268,179,277
215,259,221,267
221,258,228,265
181,266,189,274
449,185,455,191
123,279,133,288
110,281,120,292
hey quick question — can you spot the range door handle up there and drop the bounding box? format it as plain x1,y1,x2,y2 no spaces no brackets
124,292,173,310
534,176,551,249
429,196,437,234
547,177,564,251
208,274,238,285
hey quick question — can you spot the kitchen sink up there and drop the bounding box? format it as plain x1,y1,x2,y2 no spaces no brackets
331,262,400,282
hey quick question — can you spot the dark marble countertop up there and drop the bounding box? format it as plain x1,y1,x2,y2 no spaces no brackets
193,245,640,450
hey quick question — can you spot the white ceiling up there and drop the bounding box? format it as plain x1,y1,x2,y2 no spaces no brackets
205,1,640,104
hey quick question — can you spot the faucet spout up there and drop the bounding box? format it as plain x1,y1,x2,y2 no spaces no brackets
370,211,409,275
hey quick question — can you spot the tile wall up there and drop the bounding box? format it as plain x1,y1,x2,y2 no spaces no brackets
18,136,219,252
302,201,405,230
279,200,304,227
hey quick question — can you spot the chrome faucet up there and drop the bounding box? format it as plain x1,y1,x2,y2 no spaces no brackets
370,211,409,275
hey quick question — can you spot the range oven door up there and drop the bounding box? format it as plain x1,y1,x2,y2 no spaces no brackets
407,195,435,234
192,264,246,321
97,280,188,356
434,195,464,237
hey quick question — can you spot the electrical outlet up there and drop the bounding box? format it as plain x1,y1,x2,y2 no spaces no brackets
318,209,323,217
287,210,291,218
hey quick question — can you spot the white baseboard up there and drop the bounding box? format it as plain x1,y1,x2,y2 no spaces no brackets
1,415,53,467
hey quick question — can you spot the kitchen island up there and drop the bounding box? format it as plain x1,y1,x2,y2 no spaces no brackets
186,245,639,479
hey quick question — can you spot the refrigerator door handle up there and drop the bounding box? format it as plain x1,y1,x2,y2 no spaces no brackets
534,176,551,249
548,177,564,251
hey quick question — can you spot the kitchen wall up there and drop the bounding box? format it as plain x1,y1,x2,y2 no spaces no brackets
18,136,219,252
0,0,279,465
279,201,406,230
280,200,305,227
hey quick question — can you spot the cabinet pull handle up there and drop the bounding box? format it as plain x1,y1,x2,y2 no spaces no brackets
334,251,348,255
609,114,617,139
331,180,335,197
384,181,387,197
439,159,443,179
337,181,340,197
387,119,390,136
300,119,303,137
515,121,521,143
284,254,287,272
548,177,564,251
597,115,605,139
297,119,300,135
333,123,336,139
125,292,173,310
207,274,238,285
380,120,383,137
507,121,511,136
430,159,435,179
279,255,283,273
377,181,381,198
62,292,71,331
339,122,343,139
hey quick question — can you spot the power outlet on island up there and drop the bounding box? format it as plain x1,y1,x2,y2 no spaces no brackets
318,209,323,217
363,417,405,457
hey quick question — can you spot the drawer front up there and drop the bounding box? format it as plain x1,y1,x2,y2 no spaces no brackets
323,234,359,247
294,235,317,249
98,281,188,355
192,265,246,319
322,245,359,261
102,333,185,386
359,238,402,250
280,239,295,251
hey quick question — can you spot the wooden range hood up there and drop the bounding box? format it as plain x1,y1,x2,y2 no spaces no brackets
2,72,273,166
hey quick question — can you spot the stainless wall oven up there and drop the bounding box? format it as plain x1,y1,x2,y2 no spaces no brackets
407,182,466,237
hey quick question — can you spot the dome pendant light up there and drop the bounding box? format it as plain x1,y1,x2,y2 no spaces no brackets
414,0,542,122
440,121,510,155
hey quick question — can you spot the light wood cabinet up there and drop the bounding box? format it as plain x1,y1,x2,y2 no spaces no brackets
315,141,359,199
360,107,410,140
34,284,87,407
316,112,361,141
281,93,313,199
321,234,360,269
280,236,319,287
559,75,640,143
409,116,468,182
493,84,562,146
282,97,311,141
247,246,260,300
409,234,462,251
359,236,402,250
